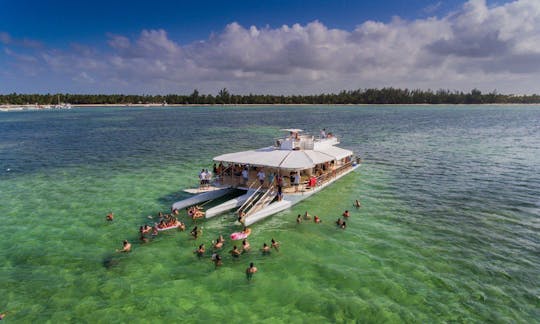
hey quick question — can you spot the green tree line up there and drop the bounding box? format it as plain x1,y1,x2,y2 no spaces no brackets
2,88,540,105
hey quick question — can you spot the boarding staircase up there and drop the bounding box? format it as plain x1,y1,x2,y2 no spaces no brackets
236,179,277,222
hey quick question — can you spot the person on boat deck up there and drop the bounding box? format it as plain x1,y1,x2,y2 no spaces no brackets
117,240,131,253
106,212,114,221
213,163,218,175
205,169,212,186
246,262,258,281
241,167,249,185
320,128,326,139
261,243,271,254
354,200,362,208
293,172,300,191
277,183,283,201
195,244,205,257
199,169,206,186
342,210,350,218
230,245,241,258
257,169,265,185
271,238,280,251
296,214,302,223
314,215,321,224
242,239,251,253
267,172,275,185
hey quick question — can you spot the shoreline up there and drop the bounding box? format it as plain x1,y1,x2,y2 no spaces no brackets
2,103,540,111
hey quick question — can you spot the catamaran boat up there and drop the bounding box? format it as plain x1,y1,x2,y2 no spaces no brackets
172,129,361,226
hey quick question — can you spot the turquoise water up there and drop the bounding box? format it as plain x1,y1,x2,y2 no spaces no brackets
1,105,539,322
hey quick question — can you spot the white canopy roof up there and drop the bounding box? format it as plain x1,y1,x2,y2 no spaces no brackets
213,146,353,170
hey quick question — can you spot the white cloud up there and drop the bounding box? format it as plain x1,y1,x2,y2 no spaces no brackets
3,0,540,94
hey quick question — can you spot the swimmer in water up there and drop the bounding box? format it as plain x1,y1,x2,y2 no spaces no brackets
242,227,251,236
190,226,201,239
195,244,205,257
241,239,251,253
336,218,344,226
341,221,347,229
342,210,350,218
314,215,321,224
0,312,6,320
261,243,271,254
211,253,222,268
213,238,224,250
230,245,241,258
139,233,148,243
271,238,280,252
354,200,361,208
296,214,302,223
303,211,311,220
106,212,114,221
246,262,258,281
116,240,131,253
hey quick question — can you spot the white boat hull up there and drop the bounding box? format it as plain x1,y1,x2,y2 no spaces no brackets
205,190,252,218
171,187,233,211
244,163,360,226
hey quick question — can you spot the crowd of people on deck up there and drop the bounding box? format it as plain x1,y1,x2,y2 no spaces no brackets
108,188,362,282
199,169,213,188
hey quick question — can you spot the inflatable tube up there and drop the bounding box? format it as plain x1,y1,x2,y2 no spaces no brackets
157,223,182,231
230,232,249,240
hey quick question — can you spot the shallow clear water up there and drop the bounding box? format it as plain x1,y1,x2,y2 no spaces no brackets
0,105,539,322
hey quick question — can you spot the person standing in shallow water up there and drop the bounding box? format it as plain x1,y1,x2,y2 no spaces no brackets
246,262,258,281
116,240,131,253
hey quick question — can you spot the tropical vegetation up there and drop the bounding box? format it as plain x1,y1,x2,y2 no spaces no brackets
2,88,540,105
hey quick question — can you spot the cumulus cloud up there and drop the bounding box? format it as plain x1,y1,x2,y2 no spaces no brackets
2,0,540,94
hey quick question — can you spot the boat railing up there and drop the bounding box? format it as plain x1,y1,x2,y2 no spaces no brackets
236,182,264,214
245,178,277,216
303,159,357,191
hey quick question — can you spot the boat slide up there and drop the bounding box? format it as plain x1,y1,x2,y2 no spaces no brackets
205,190,253,218
171,187,235,211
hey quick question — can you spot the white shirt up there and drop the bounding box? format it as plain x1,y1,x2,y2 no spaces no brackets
257,171,265,180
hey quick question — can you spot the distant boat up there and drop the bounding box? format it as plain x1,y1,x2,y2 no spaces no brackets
54,95,72,109
172,129,361,226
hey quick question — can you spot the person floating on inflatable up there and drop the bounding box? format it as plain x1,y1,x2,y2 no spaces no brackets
230,226,251,240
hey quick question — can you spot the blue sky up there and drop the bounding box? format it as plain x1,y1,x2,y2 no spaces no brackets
3,0,539,95
2,0,467,45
